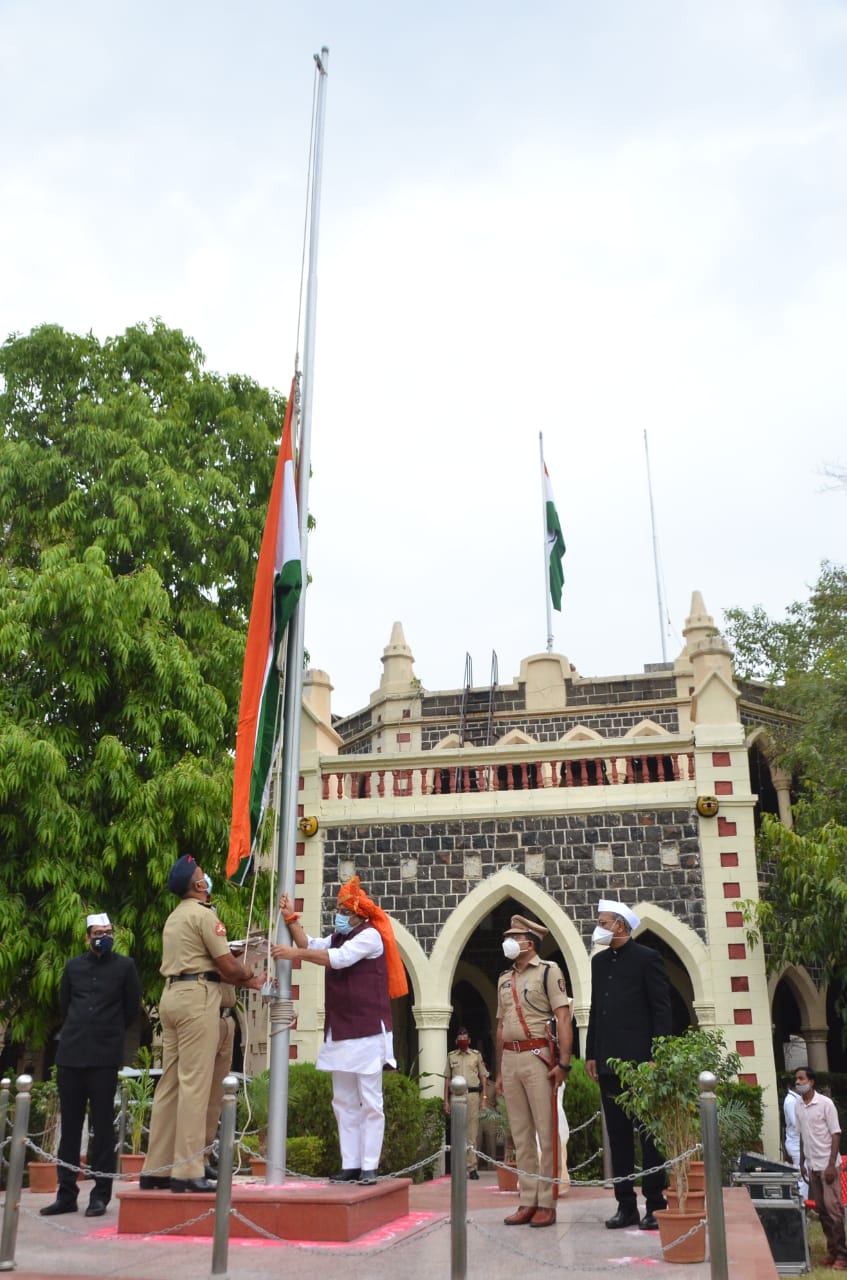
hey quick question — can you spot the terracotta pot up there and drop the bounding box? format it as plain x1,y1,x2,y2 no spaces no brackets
687,1160,705,1188
496,1163,519,1192
27,1162,58,1194
665,1188,706,1215
120,1153,146,1179
654,1209,707,1263
250,1158,267,1178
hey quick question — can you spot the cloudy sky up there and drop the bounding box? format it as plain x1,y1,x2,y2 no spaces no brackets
2,1,844,714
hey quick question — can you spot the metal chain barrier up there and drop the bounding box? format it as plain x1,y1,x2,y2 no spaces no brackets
23,1137,215,1182
471,1142,701,1189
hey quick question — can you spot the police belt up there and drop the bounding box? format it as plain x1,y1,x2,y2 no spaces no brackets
503,1037,548,1053
466,1085,483,1093
168,971,221,984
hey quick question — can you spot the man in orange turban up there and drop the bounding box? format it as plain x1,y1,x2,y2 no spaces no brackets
272,877,407,1185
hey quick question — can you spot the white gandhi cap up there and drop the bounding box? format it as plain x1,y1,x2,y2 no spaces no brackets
598,898,640,930
86,912,111,928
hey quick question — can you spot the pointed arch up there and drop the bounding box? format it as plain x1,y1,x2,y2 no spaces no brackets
496,728,538,747
623,719,672,739
433,733,462,750
388,917,430,1009
768,963,827,1028
633,902,713,1009
560,726,604,743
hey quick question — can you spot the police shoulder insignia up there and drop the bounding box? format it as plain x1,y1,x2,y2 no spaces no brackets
558,977,565,991
215,920,227,937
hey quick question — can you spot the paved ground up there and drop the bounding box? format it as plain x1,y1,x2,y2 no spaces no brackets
3,1172,779,1279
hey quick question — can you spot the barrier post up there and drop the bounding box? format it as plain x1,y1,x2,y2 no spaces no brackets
0,1074,32,1271
116,1081,128,1161
210,1074,239,1280
0,1080,10,1190
450,1075,468,1280
699,1070,728,1280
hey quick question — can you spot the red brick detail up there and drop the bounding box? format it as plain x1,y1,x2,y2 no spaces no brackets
295,898,304,912
736,1041,755,1057
295,869,304,884
723,882,741,898
291,985,299,1000
715,780,734,795
720,852,739,867
289,1045,298,1060
734,1009,753,1025
728,943,746,960
712,752,731,767
396,732,411,743
296,843,305,858
725,911,744,927
297,803,304,816
298,775,304,791
718,817,737,837
731,976,750,992
402,708,411,719
739,1073,758,1086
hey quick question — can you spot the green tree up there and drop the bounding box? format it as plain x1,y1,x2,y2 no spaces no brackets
725,561,847,830
0,321,282,1043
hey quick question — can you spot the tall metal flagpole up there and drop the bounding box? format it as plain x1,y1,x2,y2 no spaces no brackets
643,430,667,662
540,432,554,652
265,46,329,1186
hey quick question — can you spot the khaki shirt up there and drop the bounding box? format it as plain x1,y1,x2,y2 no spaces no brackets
160,898,231,976
497,954,569,1041
446,1048,489,1091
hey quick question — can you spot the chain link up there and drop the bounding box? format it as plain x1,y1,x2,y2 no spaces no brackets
471,1143,701,1189
24,1137,214,1181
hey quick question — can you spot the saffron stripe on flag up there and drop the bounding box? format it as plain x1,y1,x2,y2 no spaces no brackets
227,380,302,882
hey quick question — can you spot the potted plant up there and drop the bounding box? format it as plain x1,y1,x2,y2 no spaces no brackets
120,1048,156,1175
479,1096,518,1191
27,1068,61,1193
610,1028,744,1263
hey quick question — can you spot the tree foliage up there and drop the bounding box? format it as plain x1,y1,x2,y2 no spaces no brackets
0,321,283,1043
725,561,847,830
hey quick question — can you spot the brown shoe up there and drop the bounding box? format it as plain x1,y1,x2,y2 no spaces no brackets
504,1205,537,1225
529,1208,557,1228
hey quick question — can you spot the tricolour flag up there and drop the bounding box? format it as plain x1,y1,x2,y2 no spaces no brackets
227,380,302,883
544,463,566,611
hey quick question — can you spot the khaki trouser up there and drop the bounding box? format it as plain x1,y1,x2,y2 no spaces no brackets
144,979,221,1180
502,1050,555,1209
464,1092,481,1171
205,1012,236,1147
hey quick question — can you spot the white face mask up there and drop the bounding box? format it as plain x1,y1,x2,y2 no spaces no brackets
502,937,521,960
795,1082,811,1096
592,925,614,946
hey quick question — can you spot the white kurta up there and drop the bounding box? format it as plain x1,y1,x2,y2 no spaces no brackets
308,927,396,1072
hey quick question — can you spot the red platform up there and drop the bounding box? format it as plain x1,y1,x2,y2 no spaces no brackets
116,1178,411,1242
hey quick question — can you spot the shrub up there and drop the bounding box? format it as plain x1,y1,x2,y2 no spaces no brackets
286,1136,325,1176
563,1059,603,1180
381,1071,424,1175
416,1095,446,1182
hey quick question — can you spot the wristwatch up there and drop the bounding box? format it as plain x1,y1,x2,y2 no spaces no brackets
558,1062,572,1072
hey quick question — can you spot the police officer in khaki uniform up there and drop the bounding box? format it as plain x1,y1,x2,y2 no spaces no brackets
200,874,239,1178
444,1027,490,1178
496,915,573,1228
140,855,263,1193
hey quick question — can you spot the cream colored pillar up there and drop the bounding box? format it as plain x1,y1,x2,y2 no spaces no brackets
801,1027,829,1073
771,767,794,830
414,1005,453,1099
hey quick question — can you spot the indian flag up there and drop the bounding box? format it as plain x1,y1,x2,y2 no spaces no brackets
544,463,566,611
227,380,302,882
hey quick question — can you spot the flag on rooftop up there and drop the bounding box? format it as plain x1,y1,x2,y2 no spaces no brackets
227,380,302,883
544,462,566,612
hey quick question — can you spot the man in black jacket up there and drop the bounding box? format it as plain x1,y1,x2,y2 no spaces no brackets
40,913,141,1218
585,897,672,1231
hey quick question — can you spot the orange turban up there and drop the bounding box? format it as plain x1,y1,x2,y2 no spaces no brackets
338,876,408,999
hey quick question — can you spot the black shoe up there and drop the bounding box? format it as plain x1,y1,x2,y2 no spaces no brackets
357,1171,378,1185
329,1168,361,1182
139,1175,172,1190
85,1200,108,1218
204,1165,218,1181
639,1212,660,1230
468,1169,479,1180
605,1205,640,1229
171,1177,217,1193
39,1199,78,1216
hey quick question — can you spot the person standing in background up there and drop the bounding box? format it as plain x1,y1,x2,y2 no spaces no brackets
444,1027,490,1179
40,912,140,1218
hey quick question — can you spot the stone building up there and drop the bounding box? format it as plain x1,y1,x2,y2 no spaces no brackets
243,591,826,1158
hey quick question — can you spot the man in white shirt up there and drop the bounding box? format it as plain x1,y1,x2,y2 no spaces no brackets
783,1085,808,1199
794,1066,847,1270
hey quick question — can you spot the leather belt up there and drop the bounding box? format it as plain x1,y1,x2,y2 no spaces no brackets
466,1086,482,1093
503,1037,548,1053
168,971,221,984
220,1009,232,1019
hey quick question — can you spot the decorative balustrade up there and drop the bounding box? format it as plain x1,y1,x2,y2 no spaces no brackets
321,748,695,802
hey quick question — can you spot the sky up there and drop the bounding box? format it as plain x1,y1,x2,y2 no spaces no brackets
2,0,845,716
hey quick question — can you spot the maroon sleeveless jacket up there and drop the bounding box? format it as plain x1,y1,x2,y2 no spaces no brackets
324,921,393,1042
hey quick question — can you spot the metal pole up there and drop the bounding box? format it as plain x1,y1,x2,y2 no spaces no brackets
0,1074,32,1270
210,1074,239,1280
539,432,554,653
0,1079,10,1190
698,1070,728,1280
449,1076,468,1280
265,45,330,1187
643,430,667,662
